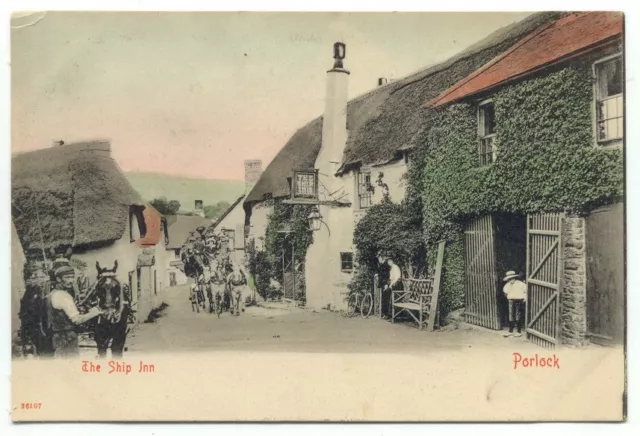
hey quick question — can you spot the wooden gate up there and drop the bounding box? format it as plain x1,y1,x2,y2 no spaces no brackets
464,215,500,329
526,213,564,348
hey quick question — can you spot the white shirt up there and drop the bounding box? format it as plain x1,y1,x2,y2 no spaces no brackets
50,290,82,324
503,280,527,300
389,264,402,286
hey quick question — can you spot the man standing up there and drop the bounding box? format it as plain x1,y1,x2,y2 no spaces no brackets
502,270,527,338
46,264,102,357
381,257,402,319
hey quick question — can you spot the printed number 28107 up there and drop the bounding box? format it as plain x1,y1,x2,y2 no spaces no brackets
21,402,42,410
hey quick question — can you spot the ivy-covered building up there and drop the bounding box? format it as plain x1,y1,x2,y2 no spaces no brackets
423,12,624,347
243,12,566,310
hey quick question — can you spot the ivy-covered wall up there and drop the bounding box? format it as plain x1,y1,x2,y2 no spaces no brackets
250,199,314,300
408,64,624,318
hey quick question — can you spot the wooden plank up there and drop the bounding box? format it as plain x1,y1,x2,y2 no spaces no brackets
526,328,558,345
488,215,499,329
555,214,565,346
427,241,446,332
528,292,557,327
525,214,531,341
528,278,559,290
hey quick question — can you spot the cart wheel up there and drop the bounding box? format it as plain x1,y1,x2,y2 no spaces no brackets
347,293,358,318
361,294,373,318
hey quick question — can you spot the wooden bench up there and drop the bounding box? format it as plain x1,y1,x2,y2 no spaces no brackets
390,241,445,331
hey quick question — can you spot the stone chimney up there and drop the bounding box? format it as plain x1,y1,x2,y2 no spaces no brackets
378,77,388,87
244,159,263,193
317,42,350,182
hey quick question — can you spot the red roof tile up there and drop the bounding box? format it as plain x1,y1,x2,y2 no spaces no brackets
137,205,163,248
427,12,623,108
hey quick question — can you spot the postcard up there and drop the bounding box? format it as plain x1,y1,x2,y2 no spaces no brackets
10,10,626,421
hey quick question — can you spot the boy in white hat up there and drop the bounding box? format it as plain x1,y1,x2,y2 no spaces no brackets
502,271,526,337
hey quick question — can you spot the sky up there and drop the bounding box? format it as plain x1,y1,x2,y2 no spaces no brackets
11,11,532,181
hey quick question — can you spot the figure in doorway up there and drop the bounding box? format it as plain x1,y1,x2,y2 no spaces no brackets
502,270,526,338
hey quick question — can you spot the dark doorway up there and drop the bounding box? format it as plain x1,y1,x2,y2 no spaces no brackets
493,213,527,328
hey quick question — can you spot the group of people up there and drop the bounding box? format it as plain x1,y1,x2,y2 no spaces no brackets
377,256,527,337
183,227,249,316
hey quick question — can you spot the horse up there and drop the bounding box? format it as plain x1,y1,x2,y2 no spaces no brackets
182,244,217,313
79,261,131,358
209,259,230,317
226,267,248,316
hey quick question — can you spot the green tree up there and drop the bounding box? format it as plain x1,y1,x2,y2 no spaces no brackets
150,197,181,215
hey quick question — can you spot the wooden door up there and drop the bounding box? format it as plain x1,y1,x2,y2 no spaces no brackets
464,215,500,329
586,203,624,345
526,213,564,348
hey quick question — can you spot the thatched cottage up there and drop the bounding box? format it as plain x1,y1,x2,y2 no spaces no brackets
243,12,564,311
11,140,167,323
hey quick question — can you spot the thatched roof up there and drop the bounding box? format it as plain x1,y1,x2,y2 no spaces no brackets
11,141,145,252
245,11,563,205
165,215,212,250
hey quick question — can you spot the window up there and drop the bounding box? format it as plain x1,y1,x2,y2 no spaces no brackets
357,172,373,209
594,55,623,143
478,101,497,166
404,151,411,164
340,252,354,272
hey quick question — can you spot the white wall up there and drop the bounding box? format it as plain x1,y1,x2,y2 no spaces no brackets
165,248,188,287
247,203,272,251
305,159,408,311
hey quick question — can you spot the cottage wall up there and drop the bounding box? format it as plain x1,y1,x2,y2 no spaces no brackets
247,204,272,251
363,160,408,205
561,216,588,346
73,216,161,325
12,223,26,339
165,248,188,287
305,204,355,310
305,160,407,311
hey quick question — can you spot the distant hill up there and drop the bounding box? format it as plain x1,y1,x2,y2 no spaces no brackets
125,172,246,211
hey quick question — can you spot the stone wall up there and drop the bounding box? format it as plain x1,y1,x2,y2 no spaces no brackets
561,216,588,346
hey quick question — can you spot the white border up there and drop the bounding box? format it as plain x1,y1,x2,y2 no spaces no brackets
2,1,639,435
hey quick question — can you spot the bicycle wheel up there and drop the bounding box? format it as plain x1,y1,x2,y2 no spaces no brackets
361,293,373,318
347,293,358,317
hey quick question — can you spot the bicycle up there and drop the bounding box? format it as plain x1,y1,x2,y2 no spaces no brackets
347,288,374,318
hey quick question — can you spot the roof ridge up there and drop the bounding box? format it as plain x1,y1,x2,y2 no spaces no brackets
426,18,558,108
209,194,246,231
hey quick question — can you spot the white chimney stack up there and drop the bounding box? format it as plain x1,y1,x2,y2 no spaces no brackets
194,200,204,218
318,42,350,180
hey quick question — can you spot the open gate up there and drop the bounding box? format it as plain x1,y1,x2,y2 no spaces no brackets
526,213,564,348
464,215,500,329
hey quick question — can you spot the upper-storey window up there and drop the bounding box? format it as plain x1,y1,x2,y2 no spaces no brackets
594,54,623,144
478,101,497,166
357,171,373,209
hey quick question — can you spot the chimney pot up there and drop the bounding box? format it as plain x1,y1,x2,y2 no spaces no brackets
332,42,346,69
378,78,388,87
